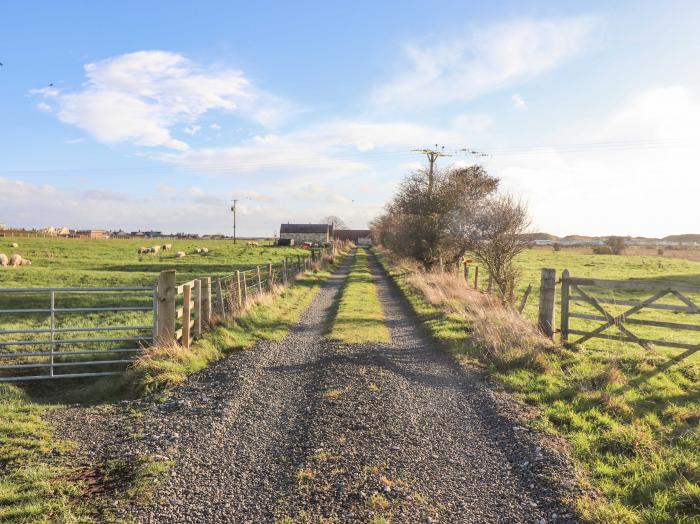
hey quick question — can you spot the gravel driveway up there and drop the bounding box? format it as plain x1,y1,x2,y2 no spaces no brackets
50,249,585,523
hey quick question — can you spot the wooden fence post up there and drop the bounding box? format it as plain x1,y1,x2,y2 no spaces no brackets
236,270,243,308
256,266,262,295
194,278,202,338
538,268,557,339
474,266,479,290
283,258,288,284
487,274,493,293
242,271,249,303
182,283,192,348
560,269,570,343
463,263,470,284
268,262,273,290
216,278,225,317
518,283,533,313
202,277,211,324
156,270,177,343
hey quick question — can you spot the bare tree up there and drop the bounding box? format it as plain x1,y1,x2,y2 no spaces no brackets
605,236,627,255
321,215,347,230
468,194,532,300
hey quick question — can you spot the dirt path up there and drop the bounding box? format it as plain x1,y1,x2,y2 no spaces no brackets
51,249,583,523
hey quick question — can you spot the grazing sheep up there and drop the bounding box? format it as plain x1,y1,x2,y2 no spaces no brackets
201,247,209,254
175,251,186,258
10,254,30,266
246,241,259,247
162,244,172,250
151,245,161,253
194,247,202,254
0,253,8,267
11,242,18,248
138,246,150,254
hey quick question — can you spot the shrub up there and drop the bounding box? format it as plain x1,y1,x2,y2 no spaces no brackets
593,245,614,255
605,236,627,255
553,242,562,252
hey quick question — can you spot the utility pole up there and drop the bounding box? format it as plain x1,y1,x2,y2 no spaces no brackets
412,144,451,193
230,199,238,244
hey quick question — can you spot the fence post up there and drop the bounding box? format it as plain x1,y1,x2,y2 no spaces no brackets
202,277,211,324
182,283,192,348
560,269,570,343
473,266,479,290
242,271,249,303
283,258,288,284
236,270,243,308
487,274,493,293
256,266,262,295
518,283,533,313
216,278,225,317
538,268,557,339
268,263,273,291
463,263,470,284
194,278,202,338
156,270,177,343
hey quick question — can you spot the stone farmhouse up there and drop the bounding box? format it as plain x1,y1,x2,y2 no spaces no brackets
279,223,334,244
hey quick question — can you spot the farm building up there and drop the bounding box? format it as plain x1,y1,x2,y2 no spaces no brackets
334,229,372,246
279,223,333,244
74,229,110,239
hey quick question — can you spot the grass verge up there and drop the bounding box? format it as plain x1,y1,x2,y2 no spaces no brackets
1,256,344,522
374,248,700,524
328,248,390,344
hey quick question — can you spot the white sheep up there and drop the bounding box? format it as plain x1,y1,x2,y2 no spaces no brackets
10,242,18,248
0,253,8,267
200,247,209,253
138,246,149,254
151,245,161,253
10,254,30,266
162,244,172,250
246,241,259,247
175,251,186,258
194,247,202,254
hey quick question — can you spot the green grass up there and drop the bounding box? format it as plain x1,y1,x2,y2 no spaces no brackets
376,247,700,523
0,250,345,522
328,248,390,344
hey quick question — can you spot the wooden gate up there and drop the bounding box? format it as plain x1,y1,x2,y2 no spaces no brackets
560,270,700,351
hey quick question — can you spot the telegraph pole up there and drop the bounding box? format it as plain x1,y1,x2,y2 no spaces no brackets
412,144,451,193
230,199,238,244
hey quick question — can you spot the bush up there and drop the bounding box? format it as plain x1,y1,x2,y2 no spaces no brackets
553,242,562,252
605,236,627,255
593,245,614,255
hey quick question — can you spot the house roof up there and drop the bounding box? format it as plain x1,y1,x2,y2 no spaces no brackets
280,223,332,234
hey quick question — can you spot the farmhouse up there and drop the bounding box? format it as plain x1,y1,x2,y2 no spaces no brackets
74,229,110,239
279,223,333,244
335,229,372,246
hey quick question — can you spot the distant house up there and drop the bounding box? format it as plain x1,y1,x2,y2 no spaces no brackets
75,229,110,239
279,223,333,244
334,229,372,246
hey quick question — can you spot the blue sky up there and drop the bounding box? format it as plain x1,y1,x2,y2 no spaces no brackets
1,0,699,236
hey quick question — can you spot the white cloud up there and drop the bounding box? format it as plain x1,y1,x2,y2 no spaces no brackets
32,51,293,151
35,101,52,112
511,93,527,111
210,123,222,130
373,17,596,111
184,125,201,136
488,86,699,237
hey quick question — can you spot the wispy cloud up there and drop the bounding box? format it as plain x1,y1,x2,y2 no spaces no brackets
372,17,596,111
511,93,527,111
31,51,294,151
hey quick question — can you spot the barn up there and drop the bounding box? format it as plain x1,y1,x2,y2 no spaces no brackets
334,229,372,246
279,223,333,244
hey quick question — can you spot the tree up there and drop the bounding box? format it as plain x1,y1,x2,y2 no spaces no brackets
375,165,499,269
468,194,532,299
605,236,627,255
321,216,347,230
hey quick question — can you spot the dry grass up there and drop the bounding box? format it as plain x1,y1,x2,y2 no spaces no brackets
404,265,555,371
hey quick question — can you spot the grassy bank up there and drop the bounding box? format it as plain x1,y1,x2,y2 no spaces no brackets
0,257,343,523
329,249,390,344
374,248,700,523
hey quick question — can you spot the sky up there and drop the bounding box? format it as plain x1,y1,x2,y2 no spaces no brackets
1,0,699,237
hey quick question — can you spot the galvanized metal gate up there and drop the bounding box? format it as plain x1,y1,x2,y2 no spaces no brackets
0,286,156,381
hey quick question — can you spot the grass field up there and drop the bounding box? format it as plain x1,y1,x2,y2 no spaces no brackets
329,248,390,344
377,247,700,523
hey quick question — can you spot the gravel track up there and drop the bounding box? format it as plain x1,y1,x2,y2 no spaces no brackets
49,249,585,523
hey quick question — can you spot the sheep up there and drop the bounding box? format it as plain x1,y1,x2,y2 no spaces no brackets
151,245,161,253
246,241,259,247
0,253,8,267
200,247,209,254
175,251,186,258
10,254,30,266
162,244,172,250
194,247,202,254
10,242,18,248
138,246,150,254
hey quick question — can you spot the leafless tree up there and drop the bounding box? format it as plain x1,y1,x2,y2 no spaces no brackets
321,215,347,230
468,194,532,299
